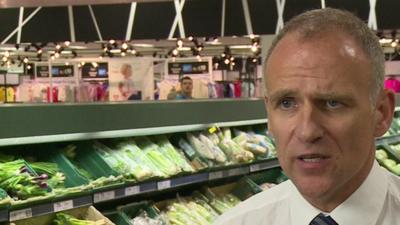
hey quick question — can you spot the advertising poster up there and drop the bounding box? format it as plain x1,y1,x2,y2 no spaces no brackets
108,58,154,101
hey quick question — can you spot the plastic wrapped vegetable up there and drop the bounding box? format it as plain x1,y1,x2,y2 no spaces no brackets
154,136,195,173
136,137,181,177
219,139,254,163
198,134,227,164
187,133,215,161
130,210,164,225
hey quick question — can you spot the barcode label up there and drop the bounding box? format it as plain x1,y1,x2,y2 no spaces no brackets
93,191,115,203
250,164,261,172
209,171,223,180
125,186,140,196
10,208,33,221
54,200,73,212
157,180,171,190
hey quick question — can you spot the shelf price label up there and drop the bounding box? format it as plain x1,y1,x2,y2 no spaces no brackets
125,186,140,196
54,200,74,212
229,168,247,176
157,180,171,190
10,208,33,221
250,164,261,172
209,171,223,180
93,190,115,203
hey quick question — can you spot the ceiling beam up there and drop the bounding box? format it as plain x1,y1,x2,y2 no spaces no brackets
0,0,172,8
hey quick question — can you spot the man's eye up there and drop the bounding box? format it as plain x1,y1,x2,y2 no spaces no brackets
279,98,296,110
326,100,342,109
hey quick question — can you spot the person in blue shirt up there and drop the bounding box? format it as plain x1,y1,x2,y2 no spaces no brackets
175,76,193,99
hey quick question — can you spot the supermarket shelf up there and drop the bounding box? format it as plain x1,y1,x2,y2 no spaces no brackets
9,195,92,222
376,135,400,146
0,209,7,222
0,99,267,146
0,118,268,147
93,158,280,203
6,158,279,221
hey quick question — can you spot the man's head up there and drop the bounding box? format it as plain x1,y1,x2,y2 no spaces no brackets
180,76,193,96
121,64,132,79
264,8,395,211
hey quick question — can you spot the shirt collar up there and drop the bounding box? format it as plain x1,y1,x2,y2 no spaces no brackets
289,160,388,225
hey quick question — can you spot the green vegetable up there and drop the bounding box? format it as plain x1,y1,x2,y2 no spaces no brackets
54,212,107,225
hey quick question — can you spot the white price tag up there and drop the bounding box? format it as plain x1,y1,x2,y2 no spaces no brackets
54,200,73,212
93,191,115,203
229,168,244,176
157,180,171,190
125,186,140,196
250,164,261,172
209,171,223,180
10,208,33,221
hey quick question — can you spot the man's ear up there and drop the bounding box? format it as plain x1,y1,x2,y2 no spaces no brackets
374,89,395,137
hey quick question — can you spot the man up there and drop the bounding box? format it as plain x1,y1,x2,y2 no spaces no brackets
214,8,399,225
176,76,193,99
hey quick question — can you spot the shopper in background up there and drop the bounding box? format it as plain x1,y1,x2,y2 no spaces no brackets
214,8,399,225
118,63,140,100
174,76,193,100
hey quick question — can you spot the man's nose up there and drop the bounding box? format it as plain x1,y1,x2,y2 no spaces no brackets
295,104,324,143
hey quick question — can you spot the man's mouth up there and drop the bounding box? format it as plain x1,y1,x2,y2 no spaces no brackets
298,154,329,162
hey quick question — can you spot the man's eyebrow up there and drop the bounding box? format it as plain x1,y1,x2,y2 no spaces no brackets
313,92,353,101
268,89,297,103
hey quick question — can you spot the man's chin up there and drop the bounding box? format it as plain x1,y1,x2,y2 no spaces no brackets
294,178,334,201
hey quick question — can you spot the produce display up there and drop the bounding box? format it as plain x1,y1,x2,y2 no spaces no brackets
54,212,108,225
376,148,400,175
0,126,276,214
0,159,55,201
383,116,400,136
258,182,276,191
389,143,400,156
130,212,163,225
124,188,242,225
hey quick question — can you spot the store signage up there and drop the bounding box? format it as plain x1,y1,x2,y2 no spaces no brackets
168,61,209,75
36,65,74,78
81,62,108,79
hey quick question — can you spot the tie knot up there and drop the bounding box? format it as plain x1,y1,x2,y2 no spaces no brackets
309,213,338,225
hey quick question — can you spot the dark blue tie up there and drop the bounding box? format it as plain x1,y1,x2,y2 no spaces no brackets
309,213,338,225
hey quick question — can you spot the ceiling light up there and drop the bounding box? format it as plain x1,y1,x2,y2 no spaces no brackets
64,41,71,46
251,45,258,52
172,49,179,56
121,42,129,50
177,39,183,48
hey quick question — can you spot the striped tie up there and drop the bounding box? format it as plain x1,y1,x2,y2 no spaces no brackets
309,213,338,225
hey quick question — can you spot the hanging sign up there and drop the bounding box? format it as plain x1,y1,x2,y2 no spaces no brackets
36,65,74,78
81,62,108,79
168,61,209,75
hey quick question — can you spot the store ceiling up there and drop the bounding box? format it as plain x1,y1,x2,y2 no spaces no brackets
0,0,172,8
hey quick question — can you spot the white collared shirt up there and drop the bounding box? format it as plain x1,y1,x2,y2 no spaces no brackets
213,161,400,225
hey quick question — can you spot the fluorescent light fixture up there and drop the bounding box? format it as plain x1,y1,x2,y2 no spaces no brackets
132,44,154,48
61,50,72,54
177,47,191,51
69,45,87,49
230,45,252,49
110,49,122,53
0,47,16,51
